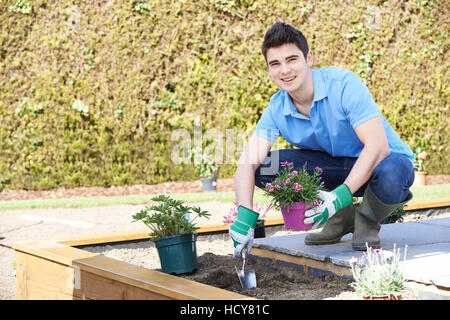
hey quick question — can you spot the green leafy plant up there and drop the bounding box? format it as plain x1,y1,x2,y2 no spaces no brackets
350,244,407,297
132,195,211,240
189,146,219,178
262,162,324,211
382,205,407,224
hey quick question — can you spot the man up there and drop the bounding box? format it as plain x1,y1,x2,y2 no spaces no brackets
229,22,414,257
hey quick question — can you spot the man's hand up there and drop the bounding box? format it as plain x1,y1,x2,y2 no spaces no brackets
304,184,353,230
229,227,255,258
229,205,259,258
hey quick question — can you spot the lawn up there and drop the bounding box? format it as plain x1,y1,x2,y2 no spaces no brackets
0,184,448,210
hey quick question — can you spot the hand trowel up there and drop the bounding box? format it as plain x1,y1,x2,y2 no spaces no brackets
235,249,257,288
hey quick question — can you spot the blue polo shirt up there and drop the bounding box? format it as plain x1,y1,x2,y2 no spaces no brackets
255,67,414,162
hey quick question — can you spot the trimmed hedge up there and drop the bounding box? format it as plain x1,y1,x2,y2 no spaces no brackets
0,0,448,190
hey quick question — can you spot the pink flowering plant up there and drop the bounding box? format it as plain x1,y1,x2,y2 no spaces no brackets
262,162,324,211
223,201,272,225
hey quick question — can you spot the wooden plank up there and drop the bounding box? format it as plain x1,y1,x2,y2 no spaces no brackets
15,251,77,300
73,254,254,300
404,198,450,211
251,247,353,277
13,241,98,266
59,229,151,247
14,242,253,300
74,269,175,300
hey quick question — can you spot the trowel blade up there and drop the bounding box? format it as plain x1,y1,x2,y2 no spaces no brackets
234,265,257,289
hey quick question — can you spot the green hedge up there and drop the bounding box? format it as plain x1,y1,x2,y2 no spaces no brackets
0,0,448,190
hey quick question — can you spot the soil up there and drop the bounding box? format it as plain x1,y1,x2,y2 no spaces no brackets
81,233,363,300
181,252,358,300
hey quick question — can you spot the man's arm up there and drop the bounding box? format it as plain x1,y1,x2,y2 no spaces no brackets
234,132,274,209
344,116,390,194
304,116,390,228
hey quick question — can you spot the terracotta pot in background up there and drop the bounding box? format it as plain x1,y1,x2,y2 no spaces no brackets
413,170,427,186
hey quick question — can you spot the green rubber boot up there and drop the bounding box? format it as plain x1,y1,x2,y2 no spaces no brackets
305,205,355,245
352,186,412,251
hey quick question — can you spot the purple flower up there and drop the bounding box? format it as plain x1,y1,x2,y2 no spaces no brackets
315,166,323,173
290,170,298,176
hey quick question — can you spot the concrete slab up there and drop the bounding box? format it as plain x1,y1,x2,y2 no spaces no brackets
253,217,450,291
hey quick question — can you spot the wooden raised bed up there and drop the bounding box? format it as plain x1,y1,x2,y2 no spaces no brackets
12,198,450,300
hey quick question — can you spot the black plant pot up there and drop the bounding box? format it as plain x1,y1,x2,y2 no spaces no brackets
254,219,266,238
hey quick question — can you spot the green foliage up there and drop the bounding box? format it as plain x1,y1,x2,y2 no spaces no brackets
0,0,448,191
382,205,407,224
131,194,211,240
262,163,324,210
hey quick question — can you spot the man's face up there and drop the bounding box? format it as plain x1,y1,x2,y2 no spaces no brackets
265,43,313,93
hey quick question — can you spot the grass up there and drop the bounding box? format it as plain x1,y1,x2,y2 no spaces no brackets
0,184,448,211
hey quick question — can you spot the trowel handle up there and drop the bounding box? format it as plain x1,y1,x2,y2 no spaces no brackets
241,248,248,260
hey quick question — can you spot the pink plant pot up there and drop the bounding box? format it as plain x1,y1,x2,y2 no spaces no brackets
280,202,313,231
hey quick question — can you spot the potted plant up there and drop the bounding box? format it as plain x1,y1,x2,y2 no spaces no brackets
190,146,220,192
223,201,272,238
262,162,324,231
132,194,211,274
413,146,428,186
349,243,407,300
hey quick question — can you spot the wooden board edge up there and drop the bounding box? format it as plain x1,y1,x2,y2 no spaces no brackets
250,247,353,277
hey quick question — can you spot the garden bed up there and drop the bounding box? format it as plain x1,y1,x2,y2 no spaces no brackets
78,228,420,300
12,203,450,300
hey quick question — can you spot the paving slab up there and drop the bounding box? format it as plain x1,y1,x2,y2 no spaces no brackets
253,217,450,290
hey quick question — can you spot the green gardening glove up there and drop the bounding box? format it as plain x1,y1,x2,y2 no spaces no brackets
229,205,259,258
304,184,353,230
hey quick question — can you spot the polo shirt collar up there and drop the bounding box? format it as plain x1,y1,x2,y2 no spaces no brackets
283,92,296,115
282,69,327,116
312,68,327,102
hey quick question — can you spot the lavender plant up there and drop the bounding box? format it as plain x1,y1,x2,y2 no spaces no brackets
349,243,407,297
